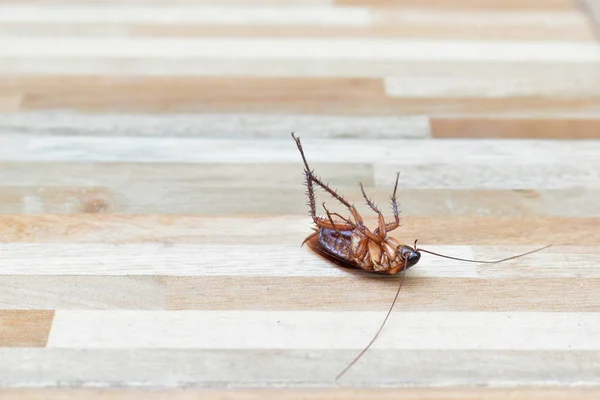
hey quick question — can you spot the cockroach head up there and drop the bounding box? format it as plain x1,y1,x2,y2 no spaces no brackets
396,244,421,269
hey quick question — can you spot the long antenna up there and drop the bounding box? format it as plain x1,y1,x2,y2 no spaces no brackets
335,258,408,381
416,244,553,264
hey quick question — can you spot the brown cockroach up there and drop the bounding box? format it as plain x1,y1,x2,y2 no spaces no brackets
291,132,551,380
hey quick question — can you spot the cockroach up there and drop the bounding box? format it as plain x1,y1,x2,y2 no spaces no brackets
291,132,551,380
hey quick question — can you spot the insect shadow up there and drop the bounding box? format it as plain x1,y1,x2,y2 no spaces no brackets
291,132,552,380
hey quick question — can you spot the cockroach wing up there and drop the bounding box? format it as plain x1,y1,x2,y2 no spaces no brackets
305,233,361,271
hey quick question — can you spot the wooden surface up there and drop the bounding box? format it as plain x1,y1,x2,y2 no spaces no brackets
1,0,600,398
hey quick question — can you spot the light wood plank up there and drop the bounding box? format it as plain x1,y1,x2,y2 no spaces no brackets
2,348,599,386
3,388,600,400
1,10,592,42
374,163,600,189
0,310,54,347
47,311,600,349
0,5,371,26
0,112,431,138
1,135,600,164
384,70,600,98
576,0,600,40
0,162,374,187
0,243,595,279
336,0,576,10
1,38,599,62
0,276,166,310
1,186,600,216
0,215,596,246
3,59,600,83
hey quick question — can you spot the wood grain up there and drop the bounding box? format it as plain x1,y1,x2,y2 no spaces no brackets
1,348,600,386
0,311,54,347
0,111,432,138
46,310,600,349
0,215,597,245
2,136,600,164
431,117,600,139
335,0,577,10
129,21,596,41
166,276,600,311
4,388,600,400
2,186,600,215
0,276,166,310
1,0,599,394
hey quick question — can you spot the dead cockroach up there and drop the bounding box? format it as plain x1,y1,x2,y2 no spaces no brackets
291,132,551,380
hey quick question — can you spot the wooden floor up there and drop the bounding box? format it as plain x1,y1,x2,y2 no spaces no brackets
1,0,600,398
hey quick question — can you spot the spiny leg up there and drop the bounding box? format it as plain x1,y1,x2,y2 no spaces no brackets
305,171,318,221
359,182,381,215
359,182,386,239
322,202,342,233
385,172,401,233
292,132,353,210
321,203,381,244
292,133,377,240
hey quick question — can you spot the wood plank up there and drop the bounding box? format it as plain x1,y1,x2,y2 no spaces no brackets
1,38,599,62
336,0,576,10
1,135,600,164
0,0,334,4
0,310,54,347
0,215,596,246
0,162,374,187
0,112,431,139
0,276,166,310
2,348,599,386
0,37,600,63
3,59,600,84
2,74,600,115
166,276,599,312
129,20,596,41
4,76,392,115
0,5,371,26
0,95,22,112
1,186,600,215
1,275,595,311
431,117,600,139
0,243,594,279
3,388,600,400
384,70,600,98
374,163,600,189
46,310,600,349
576,0,600,40
7,9,585,42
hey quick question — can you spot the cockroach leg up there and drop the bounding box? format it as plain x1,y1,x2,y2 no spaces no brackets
386,172,401,233
322,202,352,228
321,203,382,243
292,132,353,210
321,202,345,235
359,182,382,215
305,171,318,222
359,182,387,239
